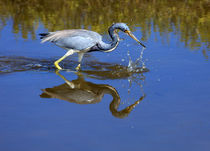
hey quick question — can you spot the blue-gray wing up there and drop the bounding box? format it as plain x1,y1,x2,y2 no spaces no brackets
41,29,102,50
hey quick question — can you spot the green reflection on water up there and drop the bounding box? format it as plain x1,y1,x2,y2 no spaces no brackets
0,0,209,50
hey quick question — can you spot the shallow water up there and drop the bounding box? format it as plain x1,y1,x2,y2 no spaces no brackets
0,0,210,151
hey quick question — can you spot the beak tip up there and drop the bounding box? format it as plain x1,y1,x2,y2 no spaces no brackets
125,30,146,48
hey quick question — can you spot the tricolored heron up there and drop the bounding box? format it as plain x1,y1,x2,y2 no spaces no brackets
39,23,146,70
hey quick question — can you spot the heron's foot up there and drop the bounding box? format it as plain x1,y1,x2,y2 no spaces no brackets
54,62,62,70
75,64,81,71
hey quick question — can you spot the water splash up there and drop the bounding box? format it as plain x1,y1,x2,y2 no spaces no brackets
125,47,146,98
127,47,146,72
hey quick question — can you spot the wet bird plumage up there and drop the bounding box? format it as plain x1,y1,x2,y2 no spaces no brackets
39,23,145,70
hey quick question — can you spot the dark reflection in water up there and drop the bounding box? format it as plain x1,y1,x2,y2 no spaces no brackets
0,56,149,75
40,71,145,118
0,0,209,52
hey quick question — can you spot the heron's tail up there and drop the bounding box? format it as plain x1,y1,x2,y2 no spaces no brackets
39,33,49,39
39,32,57,43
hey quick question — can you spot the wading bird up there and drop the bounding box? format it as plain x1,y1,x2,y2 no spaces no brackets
39,23,146,70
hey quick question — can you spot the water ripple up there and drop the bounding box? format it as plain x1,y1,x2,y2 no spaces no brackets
0,56,149,79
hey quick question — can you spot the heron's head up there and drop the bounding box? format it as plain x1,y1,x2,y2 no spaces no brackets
111,23,130,32
110,23,146,48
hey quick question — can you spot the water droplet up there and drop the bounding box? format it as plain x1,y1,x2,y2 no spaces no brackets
127,47,146,72
131,126,134,128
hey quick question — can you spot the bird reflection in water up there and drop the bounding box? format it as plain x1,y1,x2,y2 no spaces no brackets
40,70,145,118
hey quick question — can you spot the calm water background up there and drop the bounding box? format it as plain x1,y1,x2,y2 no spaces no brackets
0,0,210,151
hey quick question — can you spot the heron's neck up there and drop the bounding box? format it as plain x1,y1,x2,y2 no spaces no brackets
98,28,119,52
102,85,141,119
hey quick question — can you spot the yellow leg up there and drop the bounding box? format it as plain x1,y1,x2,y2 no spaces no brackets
75,64,81,71
76,53,84,70
54,60,63,70
54,50,74,70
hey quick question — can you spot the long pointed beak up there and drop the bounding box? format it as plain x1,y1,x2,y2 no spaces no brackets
125,30,146,48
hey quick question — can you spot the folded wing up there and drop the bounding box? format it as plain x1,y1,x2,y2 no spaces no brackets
40,29,102,50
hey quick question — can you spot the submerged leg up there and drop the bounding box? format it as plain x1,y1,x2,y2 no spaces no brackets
76,52,84,71
54,50,74,70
